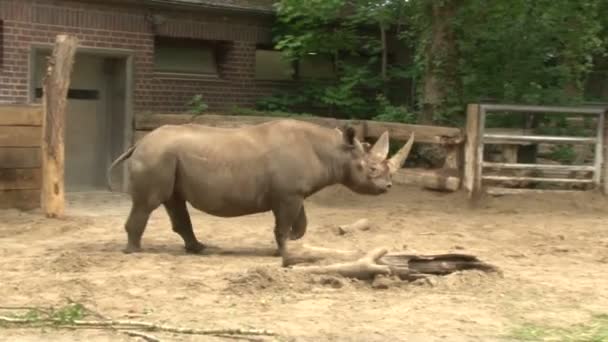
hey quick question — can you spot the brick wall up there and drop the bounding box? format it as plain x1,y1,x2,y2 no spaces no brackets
0,0,289,113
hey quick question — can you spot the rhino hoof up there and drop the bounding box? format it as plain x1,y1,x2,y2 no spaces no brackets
123,245,142,254
185,242,206,254
289,231,305,240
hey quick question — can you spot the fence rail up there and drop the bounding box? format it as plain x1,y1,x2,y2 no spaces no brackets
134,113,464,145
482,162,595,172
480,103,605,115
483,134,597,144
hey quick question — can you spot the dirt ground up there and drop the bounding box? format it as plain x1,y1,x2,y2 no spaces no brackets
1,184,608,341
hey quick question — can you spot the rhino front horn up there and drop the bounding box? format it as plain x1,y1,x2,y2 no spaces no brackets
387,133,415,174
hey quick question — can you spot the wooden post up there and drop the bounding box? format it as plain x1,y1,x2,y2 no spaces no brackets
463,103,483,202
41,35,78,218
603,110,608,195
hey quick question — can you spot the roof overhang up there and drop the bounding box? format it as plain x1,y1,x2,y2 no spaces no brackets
140,0,275,16
73,0,275,17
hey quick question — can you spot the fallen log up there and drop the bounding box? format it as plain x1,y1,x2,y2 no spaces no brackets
392,168,461,192
291,248,393,280
284,241,499,281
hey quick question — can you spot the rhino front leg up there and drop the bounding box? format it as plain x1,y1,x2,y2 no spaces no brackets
290,205,307,240
163,196,205,254
272,197,303,263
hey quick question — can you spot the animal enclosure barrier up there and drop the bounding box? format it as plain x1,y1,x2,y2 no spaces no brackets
464,103,608,200
0,104,43,210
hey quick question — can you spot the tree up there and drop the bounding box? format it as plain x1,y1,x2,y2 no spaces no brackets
270,0,414,121
415,0,462,124
267,0,607,126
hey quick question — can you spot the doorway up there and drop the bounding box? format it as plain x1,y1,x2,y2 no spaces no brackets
31,49,131,192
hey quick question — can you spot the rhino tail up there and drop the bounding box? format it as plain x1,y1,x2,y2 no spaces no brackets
107,144,137,192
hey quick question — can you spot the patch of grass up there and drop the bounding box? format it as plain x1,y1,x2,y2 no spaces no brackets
0,300,278,339
187,94,209,115
507,314,608,341
49,302,86,324
1,301,88,326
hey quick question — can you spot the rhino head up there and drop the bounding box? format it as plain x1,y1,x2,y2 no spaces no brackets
338,126,414,195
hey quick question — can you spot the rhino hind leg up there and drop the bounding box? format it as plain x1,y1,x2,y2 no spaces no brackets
272,197,304,263
289,205,307,241
164,195,206,254
123,203,154,254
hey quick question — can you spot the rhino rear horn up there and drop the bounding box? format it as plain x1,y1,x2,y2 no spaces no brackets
388,133,415,173
369,131,390,162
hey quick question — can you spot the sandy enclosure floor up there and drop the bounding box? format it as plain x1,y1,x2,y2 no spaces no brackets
1,185,608,341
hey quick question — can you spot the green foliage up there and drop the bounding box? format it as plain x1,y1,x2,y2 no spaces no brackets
273,0,352,62
508,314,608,341
454,0,605,108
9,302,87,325
255,90,307,112
268,0,608,128
547,145,578,165
315,65,381,117
535,115,591,137
187,94,209,115
50,303,86,324
229,106,313,118
272,0,411,119
372,94,416,123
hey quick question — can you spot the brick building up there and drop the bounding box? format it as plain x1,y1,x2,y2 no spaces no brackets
0,0,300,112
0,0,314,191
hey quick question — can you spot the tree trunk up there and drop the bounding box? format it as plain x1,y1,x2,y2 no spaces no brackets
420,0,462,124
380,24,388,80
380,23,389,97
41,35,78,218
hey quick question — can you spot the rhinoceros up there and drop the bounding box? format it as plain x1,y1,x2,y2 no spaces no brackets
107,119,414,259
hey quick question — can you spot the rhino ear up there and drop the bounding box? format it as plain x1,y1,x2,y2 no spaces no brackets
340,125,365,153
341,125,356,145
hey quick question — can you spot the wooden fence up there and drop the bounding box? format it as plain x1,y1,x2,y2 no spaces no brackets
134,113,465,191
134,113,464,145
464,103,608,200
0,104,43,210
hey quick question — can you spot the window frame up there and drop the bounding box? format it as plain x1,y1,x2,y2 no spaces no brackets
153,36,220,77
254,45,296,81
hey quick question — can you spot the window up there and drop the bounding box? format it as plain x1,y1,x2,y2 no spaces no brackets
298,53,336,79
154,36,218,76
255,48,294,80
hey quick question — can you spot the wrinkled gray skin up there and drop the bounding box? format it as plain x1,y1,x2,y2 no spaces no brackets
107,119,414,261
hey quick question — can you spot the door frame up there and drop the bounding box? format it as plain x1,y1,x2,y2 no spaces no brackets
27,44,135,193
